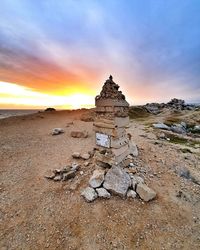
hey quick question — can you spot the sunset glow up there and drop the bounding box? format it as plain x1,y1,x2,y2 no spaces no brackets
0,81,95,109
0,0,200,109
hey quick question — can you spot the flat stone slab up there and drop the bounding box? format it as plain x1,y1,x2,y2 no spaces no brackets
136,183,156,202
103,166,131,197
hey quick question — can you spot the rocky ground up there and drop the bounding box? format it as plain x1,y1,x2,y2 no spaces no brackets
0,107,200,250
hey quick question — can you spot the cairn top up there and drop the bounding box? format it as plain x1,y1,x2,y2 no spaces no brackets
95,76,129,107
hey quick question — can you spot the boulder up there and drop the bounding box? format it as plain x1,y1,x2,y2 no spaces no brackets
89,169,105,188
96,188,111,199
136,183,156,201
127,190,137,199
81,187,98,202
70,130,88,138
153,123,170,130
81,153,90,160
72,152,81,158
103,166,131,197
52,128,64,135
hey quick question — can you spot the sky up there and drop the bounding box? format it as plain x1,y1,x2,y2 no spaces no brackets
0,0,200,109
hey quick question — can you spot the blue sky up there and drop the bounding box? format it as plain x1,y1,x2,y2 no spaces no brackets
0,0,200,108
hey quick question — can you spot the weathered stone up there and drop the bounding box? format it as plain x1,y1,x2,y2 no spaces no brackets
103,166,131,197
81,153,90,160
96,188,111,199
153,123,170,130
171,124,186,134
72,152,81,158
89,169,105,188
62,171,76,180
44,170,55,179
71,163,80,171
136,183,156,201
131,177,137,191
53,175,62,181
127,190,137,199
81,187,98,202
52,128,64,135
134,175,144,184
70,131,88,138
84,161,90,167
129,141,138,157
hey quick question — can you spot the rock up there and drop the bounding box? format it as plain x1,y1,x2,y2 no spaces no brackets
89,169,105,188
194,125,200,132
72,152,81,158
53,175,62,181
153,123,170,130
159,132,166,140
171,124,186,134
45,107,56,112
134,175,144,184
103,165,131,197
62,170,76,180
84,161,90,167
129,162,134,167
81,187,98,202
96,188,111,199
52,128,64,135
71,163,80,171
136,183,156,201
44,170,55,179
129,142,138,157
80,171,84,175
70,131,88,138
180,122,187,129
81,153,90,160
127,190,137,199
131,177,137,191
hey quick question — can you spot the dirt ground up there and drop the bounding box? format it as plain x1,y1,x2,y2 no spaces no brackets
0,109,200,250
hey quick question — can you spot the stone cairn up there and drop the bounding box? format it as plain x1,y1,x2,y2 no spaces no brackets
81,76,156,202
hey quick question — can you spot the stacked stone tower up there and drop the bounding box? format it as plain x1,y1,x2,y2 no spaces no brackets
93,75,132,166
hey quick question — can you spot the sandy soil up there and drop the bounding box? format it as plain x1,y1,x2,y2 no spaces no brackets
0,110,200,250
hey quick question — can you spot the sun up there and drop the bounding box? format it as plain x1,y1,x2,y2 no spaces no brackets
67,94,94,109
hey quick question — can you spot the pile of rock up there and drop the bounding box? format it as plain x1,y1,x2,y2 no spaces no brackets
44,163,79,181
81,165,156,202
153,122,200,135
144,98,197,114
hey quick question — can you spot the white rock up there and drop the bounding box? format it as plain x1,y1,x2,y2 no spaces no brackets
89,169,105,188
52,128,64,135
81,153,90,160
103,166,131,197
72,152,81,158
81,187,98,202
127,190,137,199
136,183,156,201
80,171,84,175
153,123,170,130
96,188,111,199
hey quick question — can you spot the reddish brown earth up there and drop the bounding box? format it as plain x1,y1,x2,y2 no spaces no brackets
0,110,200,250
